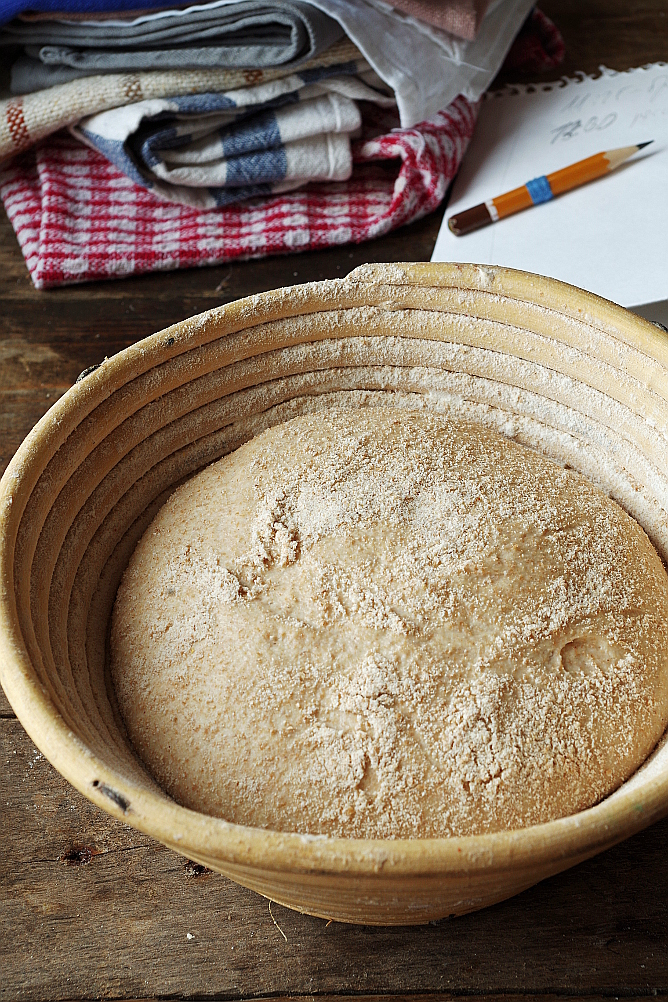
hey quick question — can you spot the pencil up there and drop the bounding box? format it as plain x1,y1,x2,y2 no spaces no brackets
447,142,653,236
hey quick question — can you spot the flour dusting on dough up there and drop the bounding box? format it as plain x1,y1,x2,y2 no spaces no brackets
110,406,668,838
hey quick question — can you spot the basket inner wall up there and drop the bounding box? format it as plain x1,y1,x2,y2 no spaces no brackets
12,295,668,821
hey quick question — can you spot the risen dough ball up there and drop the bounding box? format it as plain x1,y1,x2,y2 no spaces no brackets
111,406,668,837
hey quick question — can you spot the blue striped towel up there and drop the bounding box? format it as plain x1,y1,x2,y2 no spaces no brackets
73,66,394,208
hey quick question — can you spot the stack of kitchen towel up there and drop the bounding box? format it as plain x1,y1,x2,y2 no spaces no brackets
0,0,564,286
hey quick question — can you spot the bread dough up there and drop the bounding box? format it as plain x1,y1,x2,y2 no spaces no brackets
110,405,668,837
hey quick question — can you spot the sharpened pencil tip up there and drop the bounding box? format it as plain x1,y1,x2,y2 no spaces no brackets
636,141,653,150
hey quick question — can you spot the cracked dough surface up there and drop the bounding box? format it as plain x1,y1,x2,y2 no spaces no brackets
110,405,668,837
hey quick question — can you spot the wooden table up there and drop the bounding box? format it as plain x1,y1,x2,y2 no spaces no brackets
2,3,668,999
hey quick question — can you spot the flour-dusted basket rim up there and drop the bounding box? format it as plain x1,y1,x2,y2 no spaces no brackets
2,262,668,925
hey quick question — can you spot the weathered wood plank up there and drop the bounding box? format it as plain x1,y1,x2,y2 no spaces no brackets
2,4,668,999
536,1,668,80
0,389,67,479
53,998,668,1002
2,720,667,1002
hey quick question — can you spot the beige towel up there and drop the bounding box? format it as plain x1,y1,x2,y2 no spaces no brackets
0,36,364,159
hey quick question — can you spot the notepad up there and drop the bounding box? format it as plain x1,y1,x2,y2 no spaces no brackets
432,64,668,312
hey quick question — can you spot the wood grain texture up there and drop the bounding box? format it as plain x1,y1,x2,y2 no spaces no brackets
2,720,668,1001
1,1,668,996
536,1,668,81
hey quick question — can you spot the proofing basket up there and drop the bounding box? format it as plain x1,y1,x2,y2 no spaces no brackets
2,262,668,926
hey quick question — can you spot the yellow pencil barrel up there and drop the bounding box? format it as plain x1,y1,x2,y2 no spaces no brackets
547,152,610,195
492,184,534,219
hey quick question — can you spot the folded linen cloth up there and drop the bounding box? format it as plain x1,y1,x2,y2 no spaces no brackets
0,36,364,159
6,0,535,127
0,9,563,289
9,20,347,91
18,0,489,38
0,95,477,288
381,0,489,39
297,0,535,125
501,4,565,75
2,1,343,71
0,0,487,41
11,55,106,92
155,89,362,168
72,81,388,207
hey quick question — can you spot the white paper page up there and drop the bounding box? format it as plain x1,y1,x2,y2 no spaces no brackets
432,64,668,308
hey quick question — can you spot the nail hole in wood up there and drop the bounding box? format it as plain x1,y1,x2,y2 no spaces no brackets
184,860,212,877
60,846,96,866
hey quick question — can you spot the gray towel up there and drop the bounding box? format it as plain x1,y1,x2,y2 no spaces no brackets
10,55,89,93
2,0,343,72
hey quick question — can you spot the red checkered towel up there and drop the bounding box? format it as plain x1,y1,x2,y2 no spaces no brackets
0,10,563,289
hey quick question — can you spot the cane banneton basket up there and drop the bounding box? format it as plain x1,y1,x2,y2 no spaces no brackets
2,262,668,925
